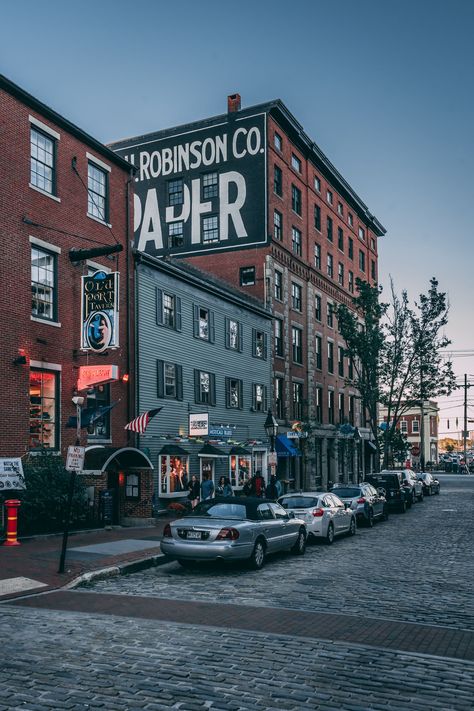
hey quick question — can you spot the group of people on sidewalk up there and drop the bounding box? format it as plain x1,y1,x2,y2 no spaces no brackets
186,471,283,509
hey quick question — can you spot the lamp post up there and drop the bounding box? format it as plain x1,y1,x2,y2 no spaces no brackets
58,396,84,574
264,409,279,482
353,426,362,484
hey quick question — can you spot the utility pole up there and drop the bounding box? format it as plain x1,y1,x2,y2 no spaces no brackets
463,374,468,468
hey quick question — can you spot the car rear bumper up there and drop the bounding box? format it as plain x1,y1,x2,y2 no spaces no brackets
160,539,254,561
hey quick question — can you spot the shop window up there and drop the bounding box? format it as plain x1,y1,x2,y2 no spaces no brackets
86,384,111,439
252,450,266,481
160,455,189,494
230,454,251,488
125,473,139,498
29,368,58,450
31,246,57,321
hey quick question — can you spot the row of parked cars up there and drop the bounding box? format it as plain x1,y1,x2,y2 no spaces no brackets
160,470,440,570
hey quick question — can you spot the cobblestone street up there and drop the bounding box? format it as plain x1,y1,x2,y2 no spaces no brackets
1,474,473,710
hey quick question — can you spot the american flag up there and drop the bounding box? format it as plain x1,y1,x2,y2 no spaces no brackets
124,408,162,434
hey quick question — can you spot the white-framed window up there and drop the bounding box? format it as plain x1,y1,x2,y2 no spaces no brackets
314,175,321,193
274,132,282,151
202,214,219,242
31,245,57,321
291,154,302,173
274,209,282,240
274,270,283,300
226,318,241,351
291,282,302,311
169,221,184,248
253,383,267,412
156,289,181,331
30,126,56,195
337,202,344,216
87,161,108,221
412,419,420,434
292,327,302,364
194,369,216,405
226,377,243,409
358,226,366,241
327,189,333,205
168,178,184,206
292,227,302,256
400,420,408,434
125,474,140,498
157,361,183,400
202,172,218,199
193,304,214,342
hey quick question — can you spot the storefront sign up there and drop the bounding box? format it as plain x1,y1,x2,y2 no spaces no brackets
287,431,307,439
0,459,25,490
209,426,233,437
81,270,120,353
66,446,85,472
114,114,267,257
77,364,120,391
189,413,209,437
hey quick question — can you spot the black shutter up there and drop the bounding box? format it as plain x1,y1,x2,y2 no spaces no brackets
209,311,215,343
239,379,243,409
193,304,199,338
176,365,183,401
175,297,182,332
156,289,163,325
225,377,230,408
263,386,268,412
210,373,216,406
156,360,164,398
238,321,243,352
194,369,200,403
251,383,256,410
252,328,256,357
263,332,268,360
225,317,230,349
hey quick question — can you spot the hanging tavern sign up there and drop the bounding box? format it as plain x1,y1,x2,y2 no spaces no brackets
81,270,120,352
114,113,267,257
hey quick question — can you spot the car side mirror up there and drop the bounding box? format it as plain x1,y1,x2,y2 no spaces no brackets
288,511,295,519
344,502,351,510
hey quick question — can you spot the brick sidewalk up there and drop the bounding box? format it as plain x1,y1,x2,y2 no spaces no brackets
0,521,170,600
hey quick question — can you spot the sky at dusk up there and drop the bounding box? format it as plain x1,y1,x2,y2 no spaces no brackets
1,0,473,437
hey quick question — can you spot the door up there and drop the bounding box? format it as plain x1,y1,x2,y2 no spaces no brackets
329,494,350,533
256,503,280,552
270,502,297,549
106,472,120,525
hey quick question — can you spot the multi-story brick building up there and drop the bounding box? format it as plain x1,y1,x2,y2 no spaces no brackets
380,401,439,467
0,74,153,525
111,94,386,489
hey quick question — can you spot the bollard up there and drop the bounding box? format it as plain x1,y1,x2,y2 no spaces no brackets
3,499,21,546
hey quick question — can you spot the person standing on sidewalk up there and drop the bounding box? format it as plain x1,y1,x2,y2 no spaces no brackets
201,472,215,500
187,475,200,509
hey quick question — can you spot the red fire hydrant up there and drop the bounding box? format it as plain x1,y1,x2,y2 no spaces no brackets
3,499,21,546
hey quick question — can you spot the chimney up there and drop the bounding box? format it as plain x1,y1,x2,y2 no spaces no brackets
227,93,241,113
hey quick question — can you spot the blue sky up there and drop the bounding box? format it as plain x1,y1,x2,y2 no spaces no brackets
1,0,473,435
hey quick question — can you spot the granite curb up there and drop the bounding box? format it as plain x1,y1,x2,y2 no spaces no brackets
63,552,170,589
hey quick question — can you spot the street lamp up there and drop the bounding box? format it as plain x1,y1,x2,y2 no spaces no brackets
264,409,279,453
353,427,362,484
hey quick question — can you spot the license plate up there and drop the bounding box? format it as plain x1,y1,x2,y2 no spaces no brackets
186,531,202,540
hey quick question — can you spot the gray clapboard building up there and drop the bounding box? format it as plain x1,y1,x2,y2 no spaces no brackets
135,253,273,509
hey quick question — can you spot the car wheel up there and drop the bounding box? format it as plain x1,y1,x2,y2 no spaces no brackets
249,539,266,570
382,506,389,521
177,559,195,569
325,523,335,545
417,491,424,502
366,508,374,528
291,528,306,555
435,486,440,495
399,501,407,513
348,517,356,536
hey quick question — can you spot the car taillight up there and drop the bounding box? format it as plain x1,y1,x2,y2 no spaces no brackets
312,508,324,517
216,527,240,540
357,497,366,504
163,523,172,538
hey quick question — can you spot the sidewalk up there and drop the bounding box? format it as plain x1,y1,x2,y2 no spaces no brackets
0,519,171,601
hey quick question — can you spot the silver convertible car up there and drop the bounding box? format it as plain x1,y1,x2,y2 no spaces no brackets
160,497,307,570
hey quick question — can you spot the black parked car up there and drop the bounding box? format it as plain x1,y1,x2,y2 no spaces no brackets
366,472,410,513
416,472,441,496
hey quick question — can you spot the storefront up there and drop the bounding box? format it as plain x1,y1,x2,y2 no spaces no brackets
275,434,301,492
158,444,189,496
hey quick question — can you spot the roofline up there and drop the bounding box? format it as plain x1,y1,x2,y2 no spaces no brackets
0,73,133,173
135,251,272,320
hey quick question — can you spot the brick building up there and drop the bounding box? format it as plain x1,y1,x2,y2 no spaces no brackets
380,401,439,467
0,74,153,525
111,94,386,490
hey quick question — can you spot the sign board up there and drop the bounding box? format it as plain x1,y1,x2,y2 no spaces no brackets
66,446,85,472
189,413,209,437
77,364,119,391
114,113,267,257
268,452,277,466
287,431,307,439
0,458,25,490
81,270,120,352
209,426,233,437
411,445,420,456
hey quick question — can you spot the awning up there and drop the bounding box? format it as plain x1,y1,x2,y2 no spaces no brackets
198,443,228,458
275,434,301,457
83,446,153,472
229,446,251,456
158,444,189,456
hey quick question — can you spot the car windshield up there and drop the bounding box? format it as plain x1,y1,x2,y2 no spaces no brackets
186,502,247,520
368,475,398,487
332,487,361,498
279,496,319,509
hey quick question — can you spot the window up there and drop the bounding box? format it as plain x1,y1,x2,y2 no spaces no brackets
412,419,420,434
337,202,344,216
30,127,55,195
86,384,110,439
274,165,283,196
202,214,219,242
292,227,302,256
253,329,267,359
327,302,334,327
29,368,58,450
274,132,282,151
348,236,354,260
327,217,333,242
358,226,365,241
240,266,255,285
327,341,334,373
348,357,354,380
315,335,322,369
193,305,214,342
371,237,376,250
315,387,323,422
275,377,284,419
273,210,282,240
327,190,333,205
125,473,139,498
315,294,322,321
157,361,183,400
202,172,218,199
31,246,57,321
348,212,353,227
160,454,189,494
226,377,243,409
338,393,345,423
274,319,284,357
314,175,321,193
338,262,344,286
88,162,108,221
194,370,216,405
225,318,242,351
168,178,183,206
337,227,344,251
292,327,302,364
349,395,355,425
400,420,408,434
291,154,302,173
169,221,184,248
314,204,321,231
328,390,335,424
371,259,376,281
156,289,182,331
291,282,302,311
359,250,366,272
348,270,354,293
274,270,283,300
291,184,302,215
338,346,345,376
314,243,321,269
292,382,303,419
253,384,267,412
327,253,333,278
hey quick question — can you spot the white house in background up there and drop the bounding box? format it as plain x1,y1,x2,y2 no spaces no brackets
379,400,439,467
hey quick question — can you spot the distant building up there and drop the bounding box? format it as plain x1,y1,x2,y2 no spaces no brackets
380,401,439,467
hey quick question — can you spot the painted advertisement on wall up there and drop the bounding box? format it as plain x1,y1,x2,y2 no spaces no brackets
114,113,267,257
81,270,120,352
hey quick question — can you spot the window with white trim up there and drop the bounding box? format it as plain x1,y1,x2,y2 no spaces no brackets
88,162,108,221
30,127,55,195
31,246,57,321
